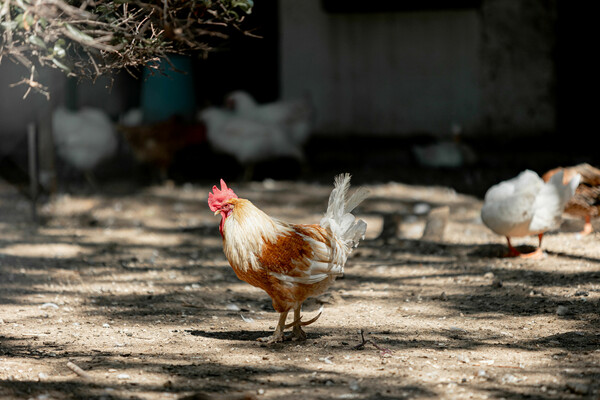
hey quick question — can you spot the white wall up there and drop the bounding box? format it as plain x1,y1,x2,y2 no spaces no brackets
280,1,481,136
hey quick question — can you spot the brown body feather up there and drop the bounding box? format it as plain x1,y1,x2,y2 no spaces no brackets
210,174,368,342
542,163,600,222
224,211,336,313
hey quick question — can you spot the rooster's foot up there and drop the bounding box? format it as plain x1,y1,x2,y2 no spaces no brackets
257,331,284,344
291,327,307,341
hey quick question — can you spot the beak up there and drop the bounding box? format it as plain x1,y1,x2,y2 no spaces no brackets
214,209,221,216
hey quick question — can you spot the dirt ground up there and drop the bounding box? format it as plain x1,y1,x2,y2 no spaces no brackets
1,164,600,400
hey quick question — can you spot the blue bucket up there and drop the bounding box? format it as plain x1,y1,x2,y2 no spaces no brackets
141,55,196,124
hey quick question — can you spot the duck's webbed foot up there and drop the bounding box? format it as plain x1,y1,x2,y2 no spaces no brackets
581,217,593,236
519,247,544,259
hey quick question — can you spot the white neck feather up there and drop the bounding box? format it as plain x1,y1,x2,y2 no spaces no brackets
222,201,291,272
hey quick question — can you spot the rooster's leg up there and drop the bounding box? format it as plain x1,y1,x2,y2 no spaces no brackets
290,306,307,341
158,166,169,183
257,311,288,343
84,171,98,191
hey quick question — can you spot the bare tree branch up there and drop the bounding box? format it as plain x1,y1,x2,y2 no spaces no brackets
0,0,255,96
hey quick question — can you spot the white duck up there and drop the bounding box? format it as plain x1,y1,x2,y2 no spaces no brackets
481,169,580,258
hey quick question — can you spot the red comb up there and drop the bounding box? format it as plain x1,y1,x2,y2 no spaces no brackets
208,179,238,212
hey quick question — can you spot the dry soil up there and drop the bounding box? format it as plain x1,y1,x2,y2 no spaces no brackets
1,177,599,400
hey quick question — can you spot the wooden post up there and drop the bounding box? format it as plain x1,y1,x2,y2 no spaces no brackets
27,122,39,224
37,109,57,195
421,206,450,241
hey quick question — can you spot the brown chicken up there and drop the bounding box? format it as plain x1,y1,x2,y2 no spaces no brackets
542,163,600,235
119,116,206,180
208,174,369,343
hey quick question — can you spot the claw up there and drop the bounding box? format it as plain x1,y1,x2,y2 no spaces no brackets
298,311,322,327
284,310,322,329
284,316,301,329
291,326,307,341
257,331,284,343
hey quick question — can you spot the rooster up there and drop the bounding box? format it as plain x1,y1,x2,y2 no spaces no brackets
208,174,369,343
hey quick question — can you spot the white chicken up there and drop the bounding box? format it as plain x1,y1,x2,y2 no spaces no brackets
225,90,314,147
412,140,476,168
198,107,304,180
411,125,476,168
52,107,118,186
481,169,580,258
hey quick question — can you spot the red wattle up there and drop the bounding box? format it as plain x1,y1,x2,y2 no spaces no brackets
219,209,232,237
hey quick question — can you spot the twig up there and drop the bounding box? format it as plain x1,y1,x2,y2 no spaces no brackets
0,0,13,44
1,0,255,90
182,301,204,309
8,65,50,100
353,329,393,356
37,0,97,19
85,48,100,76
66,361,93,381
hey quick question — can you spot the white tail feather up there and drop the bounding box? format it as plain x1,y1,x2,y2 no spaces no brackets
345,187,370,213
530,170,581,232
320,173,369,248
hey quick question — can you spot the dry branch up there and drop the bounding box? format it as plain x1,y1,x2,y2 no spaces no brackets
0,0,254,94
